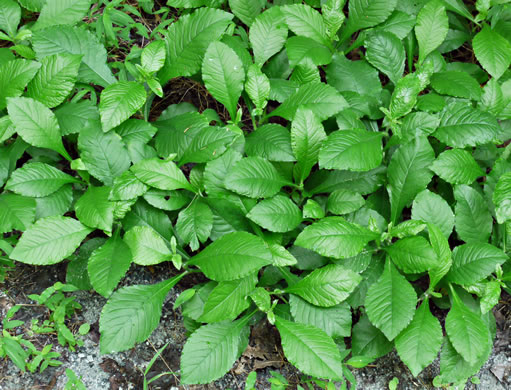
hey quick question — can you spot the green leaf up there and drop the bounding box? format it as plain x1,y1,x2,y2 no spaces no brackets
0,193,35,234
141,40,165,73
55,100,100,136
365,259,417,340
290,295,351,339
430,71,482,101
10,216,92,265
322,0,345,39
179,126,237,165
286,264,361,307
473,25,511,80
250,7,288,66
7,97,70,160
75,186,115,234
33,25,116,87
247,195,302,233
295,216,379,259
0,59,40,110
493,172,511,224
281,4,330,47
275,317,343,380
199,274,257,323
319,129,383,172
415,0,448,64
411,189,454,238
228,0,262,26
291,107,327,185
387,137,435,225
269,82,348,121
427,222,452,289
327,189,365,215
224,156,288,199
180,319,249,384
386,236,438,274
2,337,28,372
303,199,325,219
445,288,489,365
454,185,492,243
202,41,244,120
326,55,382,96
434,102,500,148
0,0,21,36
88,232,132,297
35,184,73,219
351,314,393,358
395,300,443,377
160,7,233,83
124,226,171,266
245,64,270,115
268,244,298,267
131,157,194,192
343,0,397,39
78,122,131,186
122,200,172,241
445,243,507,285
99,81,146,132
245,124,295,162
100,274,184,353
109,170,148,201
5,162,79,197
26,53,82,108
34,0,91,30
176,199,213,251
188,232,272,281
365,31,405,84
286,36,332,68
431,149,484,185
388,74,422,119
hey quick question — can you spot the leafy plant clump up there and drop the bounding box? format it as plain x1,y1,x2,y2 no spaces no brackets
2,0,511,387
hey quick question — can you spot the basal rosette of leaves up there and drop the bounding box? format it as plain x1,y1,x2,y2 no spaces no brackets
2,0,511,387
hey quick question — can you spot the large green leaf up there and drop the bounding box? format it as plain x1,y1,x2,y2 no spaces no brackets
188,232,272,281
395,300,442,377
386,236,438,274
430,71,482,101
35,184,73,220
319,129,383,172
291,108,327,185
32,25,116,87
122,200,172,241
411,189,454,238
245,64,270,115
351,314,393,358
326,55,382,96
433,102,500,148
247,195,301,233
78,121,131,186
365,259,417,340
26,53,82,108
34,0,91,30
176,199,213,251
473,25,511,80
415,0,448,64
365,31,405,84
427,222,452,289
99,81,146,132
285,36,332,68
431,149,484,185
109,170,148,201
281,4,330,47
10,216,92,265
249,7,287,66
493,172,511,224
202,41,244,120
224,156,288,198
445,243,507,285
0,59,40,110
295,216,379,259
199,274,257,323
180,319,249,384
228,0,261,26
285,264,361,307
131,157,194,192
75,186,115,234
387,136,435,225
100,274,184,353
290,295,351,339
275,317,343,380
269,82,348,121
160,7,233,83
327,189,365,215
5,162,79,197
342,0,397,40
88,232,132,297
0,0,20,36
445,288,489,365
124,226,171,266
55,100,100,136
454,185,492,243
0,193,35,234
7,97,70,160
245,124,294,162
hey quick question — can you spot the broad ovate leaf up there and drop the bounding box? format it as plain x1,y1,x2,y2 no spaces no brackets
99,81,146,132
473,25,511,80
124,226,171,266
247,195,302,233
75,186,115,234
431,149,484,185
415,0,448,64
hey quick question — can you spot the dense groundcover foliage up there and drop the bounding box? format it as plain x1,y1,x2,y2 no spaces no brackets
2,0,511,387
